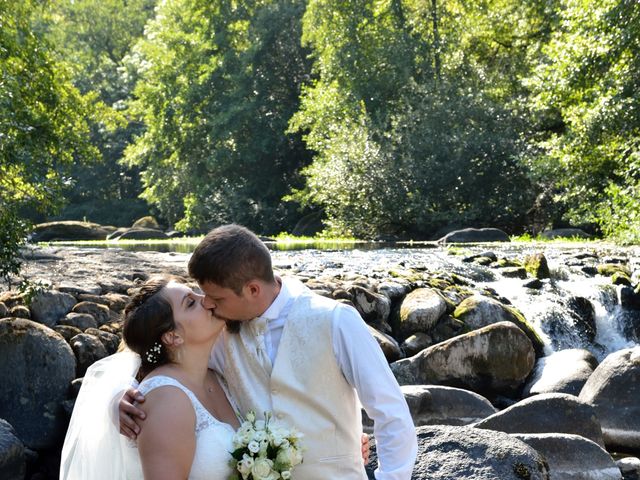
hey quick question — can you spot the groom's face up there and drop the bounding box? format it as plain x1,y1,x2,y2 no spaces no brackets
199,281,255,322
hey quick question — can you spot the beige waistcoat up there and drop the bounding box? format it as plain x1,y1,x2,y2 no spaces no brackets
221,292,366,479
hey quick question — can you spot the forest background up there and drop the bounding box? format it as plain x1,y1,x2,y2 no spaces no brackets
2,0,639,265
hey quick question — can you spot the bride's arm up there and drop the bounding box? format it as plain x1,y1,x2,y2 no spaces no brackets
137,387,196,480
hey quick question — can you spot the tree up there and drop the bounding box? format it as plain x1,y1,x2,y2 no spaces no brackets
526,0,640,242
0,0,96,281
124,0,313,234
289,0,547,237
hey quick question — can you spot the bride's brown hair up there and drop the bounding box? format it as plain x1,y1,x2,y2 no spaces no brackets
122,275,178,380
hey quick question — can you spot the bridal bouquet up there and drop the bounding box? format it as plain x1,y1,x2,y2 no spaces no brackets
229,411,304,480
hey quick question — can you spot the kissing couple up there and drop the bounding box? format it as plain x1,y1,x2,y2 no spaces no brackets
60,224,418,479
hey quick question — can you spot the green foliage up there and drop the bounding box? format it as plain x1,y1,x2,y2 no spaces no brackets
525,0,640,240
289,0,540,237
124,0,312,234
1,0,96,279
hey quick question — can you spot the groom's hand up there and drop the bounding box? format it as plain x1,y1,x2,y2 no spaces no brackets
361,434,370,465
119,387,146,439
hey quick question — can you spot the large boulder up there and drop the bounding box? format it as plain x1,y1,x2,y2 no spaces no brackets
438,228,511,244
71,301,111,326
514,433,621,480
30,221,111,241
366,425,549,479
402,385,496,426
473,393,605,447
28,290,77,327
131,216,161,229
579,347,640,451
0,419,25,480
540,228,591,240
523,348,598,397
112,228,168,240
453,294,545,356
70,333,109,377
348,285,391,331
524,253,551,279
0,319,76,449
391,322,535,397
368,326,402,362
398,288,447,338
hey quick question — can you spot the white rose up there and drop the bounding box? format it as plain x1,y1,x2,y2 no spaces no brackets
248,440,261,453
246,411,256,422
281,471,291,480
251,457,274,479
253,430,267,442
237,454,254,477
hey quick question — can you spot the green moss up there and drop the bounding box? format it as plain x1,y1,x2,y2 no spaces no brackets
513,462,531,480
597,263,631,276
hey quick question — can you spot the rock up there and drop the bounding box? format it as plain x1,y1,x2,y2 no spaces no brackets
398,288,447,337
0,302,8,318
376,281,410,302
618,457,640,480
31,221,111,241
391,322,535,397
565,296,597,343
71,301,111,326
579,347,640,451
401,332,432,357
367,325,402,362
58,312,98,331
131,216,160,229
502,267,529,279
612,271,633,286
57,281,102,296
524,253,551,279
29,290,77,328
70,333,108,377
115,228,168,240
9,306,30,319
84,327,120,354
453,295,545,357
0,319,76,449
0,418,25,480
598,263,631,277
514,433,621,480
540,228,591,240
402,385,497,426
53,325,83,342
407,425,549,479
619,285,640,310
474,393,605,447
524,278,544,289
348,285,391,330
429,315,466,344
463,251,498,263
523,348,599,397
438,228,511,244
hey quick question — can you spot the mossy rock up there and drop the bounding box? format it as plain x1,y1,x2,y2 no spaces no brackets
597,263,631,277
611,271,632,286
524,253,550,279
454,295,545,357
495,258,523,268
131,216,160,229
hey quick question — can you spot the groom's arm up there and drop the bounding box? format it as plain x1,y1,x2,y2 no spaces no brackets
332,304,418,480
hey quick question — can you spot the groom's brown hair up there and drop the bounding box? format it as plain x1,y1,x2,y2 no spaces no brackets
188,224,274,294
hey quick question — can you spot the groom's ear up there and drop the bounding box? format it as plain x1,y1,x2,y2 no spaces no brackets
244,280,261,298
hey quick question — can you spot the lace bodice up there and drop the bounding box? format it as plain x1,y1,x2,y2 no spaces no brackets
122,375,235,479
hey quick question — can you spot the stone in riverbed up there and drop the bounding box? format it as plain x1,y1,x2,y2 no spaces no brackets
402,385,496,427
71,301,111,326
617,457,640,480
30,221,111,241
53,325,83,342
401,332,432,356
438,227,511,243
390,322,535,397
398,288,447,338
453,294,545,357
348,285,391,332
367,325,402,362
58,312,98,331
366,425,549,480
579,347,640,452
0,418,25,480
524,253,551,279
513,433,621,480
29,290,77,327
70,333,108,377
523,348,598,397
57,281,102,296
8,306,29,319
473,393,605,447
0,319,76,449
0,302,7,318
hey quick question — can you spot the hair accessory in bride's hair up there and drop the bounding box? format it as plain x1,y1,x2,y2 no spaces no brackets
145,342,162,363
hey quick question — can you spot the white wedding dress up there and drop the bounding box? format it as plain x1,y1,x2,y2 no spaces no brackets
122,375,235,479
60,352,236,480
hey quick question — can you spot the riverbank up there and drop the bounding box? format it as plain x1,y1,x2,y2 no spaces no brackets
1,243,640,479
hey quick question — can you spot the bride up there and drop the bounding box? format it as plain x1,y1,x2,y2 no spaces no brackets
60,275,240,479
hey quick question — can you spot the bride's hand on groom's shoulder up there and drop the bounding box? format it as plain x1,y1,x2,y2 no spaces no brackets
361,433,370,465
119,387,146,439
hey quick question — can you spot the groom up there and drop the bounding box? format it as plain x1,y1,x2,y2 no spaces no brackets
120,224,417,479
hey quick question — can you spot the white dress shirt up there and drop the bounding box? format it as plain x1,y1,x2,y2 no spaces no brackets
210,277,417,480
